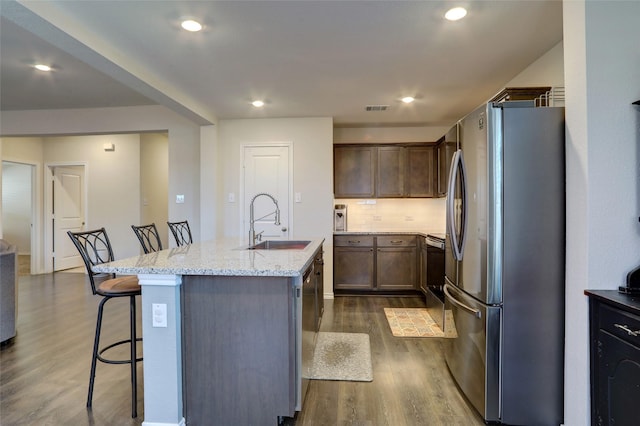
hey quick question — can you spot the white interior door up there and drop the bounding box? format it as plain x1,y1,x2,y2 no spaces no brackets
53,166,85,271
243,145,291,242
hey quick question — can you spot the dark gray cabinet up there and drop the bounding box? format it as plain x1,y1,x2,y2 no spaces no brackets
334,144,436,198
436,125,457,197
376,235,417,290
406,146,436,197
377,146,406,197
334,234,418,293
333,236,375,290
334,146,376,198
586,290,640,426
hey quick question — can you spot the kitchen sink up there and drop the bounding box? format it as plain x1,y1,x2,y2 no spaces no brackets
247,240,311,250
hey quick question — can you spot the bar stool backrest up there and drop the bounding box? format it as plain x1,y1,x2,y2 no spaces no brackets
167,220,192,246
131,223,163,254
67,228,116,295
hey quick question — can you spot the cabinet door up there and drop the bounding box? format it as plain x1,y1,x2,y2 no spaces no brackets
406,146,435,197
437,141,456,197
376,247,417,290
595,331,640,426
333,247,374,290
334,146,376,198
377,146,405,197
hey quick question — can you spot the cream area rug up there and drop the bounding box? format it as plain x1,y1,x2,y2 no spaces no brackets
383,308,456,338
310,332,373,382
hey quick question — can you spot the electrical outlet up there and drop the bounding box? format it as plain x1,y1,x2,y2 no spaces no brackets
373,215,382,221
176,194,185,204
152,303,167,328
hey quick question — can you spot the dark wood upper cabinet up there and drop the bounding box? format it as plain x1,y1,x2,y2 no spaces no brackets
406,146,435,197
334,143,436,198
377,146,406,197
334,146,376,198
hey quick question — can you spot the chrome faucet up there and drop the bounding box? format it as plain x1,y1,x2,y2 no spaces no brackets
249,193,281,246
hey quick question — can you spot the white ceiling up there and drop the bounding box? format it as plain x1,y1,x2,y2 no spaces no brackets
0,0,563,127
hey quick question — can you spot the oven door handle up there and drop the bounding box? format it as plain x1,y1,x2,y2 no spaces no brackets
444,284,481,318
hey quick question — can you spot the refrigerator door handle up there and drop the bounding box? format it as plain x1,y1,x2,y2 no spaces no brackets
444,284,481,318
446,149,467,261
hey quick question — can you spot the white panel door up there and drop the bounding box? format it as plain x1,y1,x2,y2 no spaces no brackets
53,166,85,271
243,145,290,243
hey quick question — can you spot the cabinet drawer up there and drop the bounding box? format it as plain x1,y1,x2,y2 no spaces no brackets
377,235,416,247
334,235,374,247
599,303,640,347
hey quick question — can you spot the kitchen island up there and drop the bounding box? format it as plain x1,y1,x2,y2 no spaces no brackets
93,237,324,426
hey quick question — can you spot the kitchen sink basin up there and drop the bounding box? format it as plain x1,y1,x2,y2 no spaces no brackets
248,240,311,250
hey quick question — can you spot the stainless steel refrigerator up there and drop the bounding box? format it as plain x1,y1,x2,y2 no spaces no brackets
444,101,565,425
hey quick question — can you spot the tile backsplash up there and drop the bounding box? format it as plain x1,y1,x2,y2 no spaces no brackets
335,198,446,234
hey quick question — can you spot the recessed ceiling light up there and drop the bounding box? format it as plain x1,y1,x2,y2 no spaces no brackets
445,7,467,21
181,19,203,32
252,100,265,108
34,64,52,71
401,96,415,104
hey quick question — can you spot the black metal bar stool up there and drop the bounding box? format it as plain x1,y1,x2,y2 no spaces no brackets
167,220,192,246
67,228,142,418
131,223,163,253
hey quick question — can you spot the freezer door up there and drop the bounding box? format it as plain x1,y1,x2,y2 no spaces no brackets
444,283,500,422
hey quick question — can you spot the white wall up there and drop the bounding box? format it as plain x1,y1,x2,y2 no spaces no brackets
507,41,565,88
44,134,142,259
564,1,640,424
1,162,32,253
0,137,45,268
140,133,169,249
218,117,335,295
0,105,202,266
334,125,449,144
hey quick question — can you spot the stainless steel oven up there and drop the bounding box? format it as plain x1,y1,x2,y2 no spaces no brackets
425,234,445,329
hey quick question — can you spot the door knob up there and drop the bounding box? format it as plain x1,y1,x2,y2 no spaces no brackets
282,227,288,232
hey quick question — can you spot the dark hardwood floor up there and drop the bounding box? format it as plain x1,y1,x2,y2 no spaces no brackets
1,273,484,426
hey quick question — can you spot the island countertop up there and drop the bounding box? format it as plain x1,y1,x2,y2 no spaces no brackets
92,237,324,277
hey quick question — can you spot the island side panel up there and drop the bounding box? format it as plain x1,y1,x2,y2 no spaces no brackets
182,275,296,425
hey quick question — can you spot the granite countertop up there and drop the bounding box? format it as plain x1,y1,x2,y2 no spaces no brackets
92,237,324,277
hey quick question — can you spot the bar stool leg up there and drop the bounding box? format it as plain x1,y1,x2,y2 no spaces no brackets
87,297,108,408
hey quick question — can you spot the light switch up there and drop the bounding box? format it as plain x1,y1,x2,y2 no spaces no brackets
295,192,302,203
228,192,235,203
152,303,167,328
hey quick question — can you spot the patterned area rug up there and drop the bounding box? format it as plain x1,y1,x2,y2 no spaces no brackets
383,308,456,338
310,332,373,382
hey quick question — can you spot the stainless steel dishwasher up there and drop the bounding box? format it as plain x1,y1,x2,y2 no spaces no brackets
299,263,316,407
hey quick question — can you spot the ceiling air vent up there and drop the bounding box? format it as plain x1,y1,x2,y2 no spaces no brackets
365,105,390,112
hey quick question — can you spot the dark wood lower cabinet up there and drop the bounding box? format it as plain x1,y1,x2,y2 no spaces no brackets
334,234,417,293
586,290,640,426
333,246,374,290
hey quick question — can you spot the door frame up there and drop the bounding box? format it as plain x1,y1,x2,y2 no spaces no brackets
44,162,88,273
1,159,39,274
239,142,294,240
